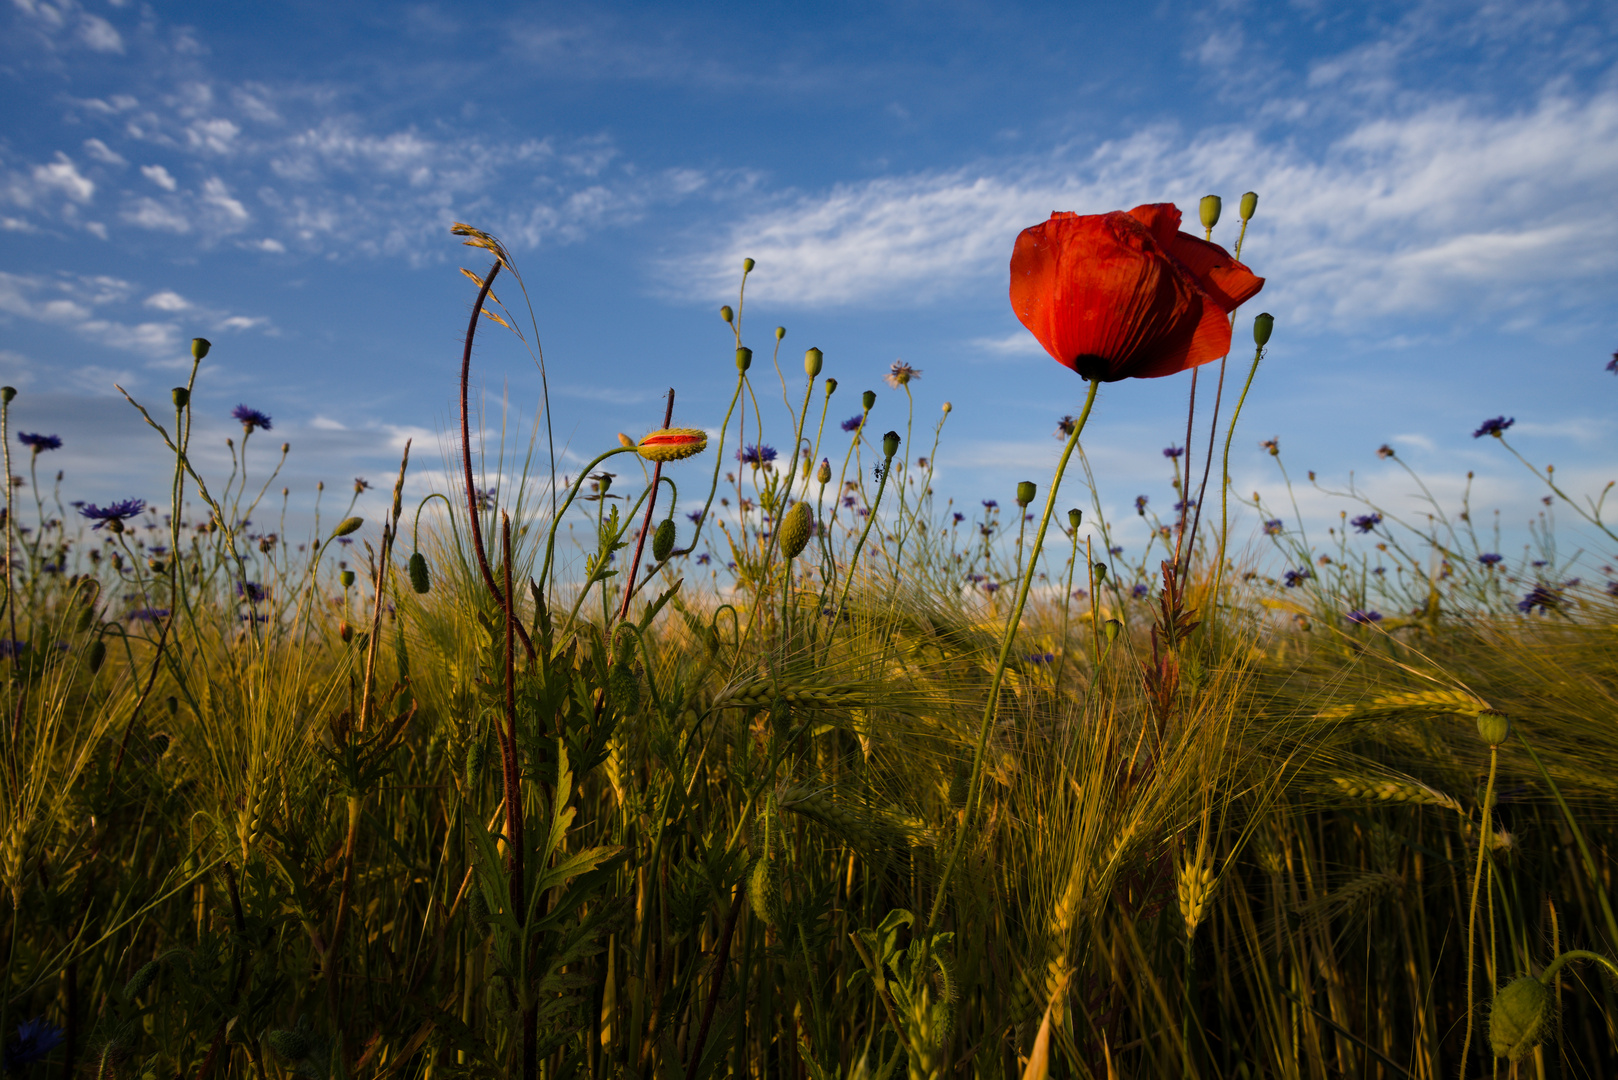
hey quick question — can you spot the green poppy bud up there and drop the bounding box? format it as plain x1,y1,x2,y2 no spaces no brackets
1016,481,1036,507
1476,710,1511,746
1253,312,1274,348
942,401,952,414
779,502,813,559
825,377,838,396
339,620,355,643
1239,192,1258,221
1068,508,1082,530
340,570,356,589
862,390,876,411
265,1028,313,1061
817,459,832,485
736,346,752,372
720,305,734,324
609,661,641,715
123,959,161,1001
1103,619,1121,642
652,517,676,562
749,855,782,928
166,695,178,716
172,386,190,409
88,638,107,673
148,558,166,574
1199,194,1222,231
1489,975,1551,1061
742,257,755,273
466,739,487,787
881,430,900,459
1093,562,1107,584
804,347,823,378
191,337,211,360
408,551,431,594
332,516,364,538
0,387,14,404
775,326,786,341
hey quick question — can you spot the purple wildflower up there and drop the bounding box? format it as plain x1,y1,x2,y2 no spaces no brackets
1283,567,1312,588
696,553,711,565
1027,652,1055,664
1054,415,1077,439
1478,553,1503,566
0,641,28,659
1472,416,1514,439
1346,610,1382,624
981,581,999,594
952,512,964,524
737,444,777,466
843,496,857,509
128,608,170,622
982,499,998,510
80,498,146,531
1109,545,1124,556
18,433,61,453
232,405,273,432
1135,495,1148,515
1350,513,1382,534
1131,583,1148,599
1263,519,1284,536
1163,446,1184,459
5,1016,64,1070
1607,352,1617,375
1518,585,1560,614
841,415,864,433
1173,500,1196,512
237,581,269,604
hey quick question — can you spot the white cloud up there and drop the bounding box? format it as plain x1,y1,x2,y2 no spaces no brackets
0,272,270,359
141,164,178,191
77,13,123,53
969,332,1044,357
123,197,190,232
144,291,190,311
201,177,249,223
30,153,95,203
82,138,125,165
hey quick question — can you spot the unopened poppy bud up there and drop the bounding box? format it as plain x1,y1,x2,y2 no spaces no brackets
1476,710,1511,746
0,387,13,404
332,516,364,538
339,620,354,643
1103,619,1121,642
775,326,786,341
1253,312,1274,348
779,502,813,559
1014,481,1036,507
192,337,211,360
804,347,823,378
637,427,708,462
1199,195,1222,231
652,517,676,561
340,570,356,589
742,257,755,273
824,377,837,396
720,305,734,324
1489,975,1551,1061
1068,508,1082,530
817,458,832,485
618,432,635,448
1239,192,1258,221
281,442,290,455
1093,562,1107,584
881,430,900,459
172,387,190,409
862,390,876,411
736,347,752,372
408,552,431,594
88,638,107,672
148,558,166,573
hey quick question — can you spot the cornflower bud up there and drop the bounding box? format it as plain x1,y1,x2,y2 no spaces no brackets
736,347,752,372
1199,195,1222,231
804,347,823,378
1068,508,1082,530
172,387,190,409
1253,312,1274,348
881,430,900,459
1016,481,1036,507
1239,192,1259,221
862,390,876,411
192,338,211,360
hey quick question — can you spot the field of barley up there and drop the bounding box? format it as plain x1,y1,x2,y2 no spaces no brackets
3,209,1616,1080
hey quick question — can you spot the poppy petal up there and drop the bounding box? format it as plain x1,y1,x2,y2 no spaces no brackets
1126,290,1233,379
1158,232,1264,311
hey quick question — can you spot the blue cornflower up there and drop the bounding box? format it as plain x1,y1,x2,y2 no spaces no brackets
982,499,998,510
80,498,146,531
237,581,269,604
1350,513,1381,533
1135,495,1148,515
5,1016,64,1070
1027,652,1055,664
737,444,777,466
18,433,61,453
1173,500,1196,512
841,415,864,433
232,405,273,432
1263,519,1284,536
1607,581,1618,597
696,553,711,565
951,512,964,524
1131,583,1148,599
1283,568,1312,588
1346,610,1383,624
1478,553,1503,566
1108,546,1123,556
843,496,857,508
686,511,703,525
981,581,999,594
128,608,170,622
0,641,28,659
1163,446,1184,459
1472,416,1513,439
1518,585,1560,614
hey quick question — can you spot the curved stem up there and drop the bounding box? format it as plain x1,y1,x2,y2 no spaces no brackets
1214,340,1266,598
614,390,676,623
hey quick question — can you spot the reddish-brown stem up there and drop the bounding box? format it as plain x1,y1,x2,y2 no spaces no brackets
685,885,743,1072
615,389,675,623
501,514,535,1080
1173,367,1199,574
1185,355,1229,576
461,259,535,662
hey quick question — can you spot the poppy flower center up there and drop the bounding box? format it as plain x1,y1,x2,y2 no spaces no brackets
1071,354,1108,382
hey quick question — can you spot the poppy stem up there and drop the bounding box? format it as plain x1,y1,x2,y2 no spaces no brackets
927,375,1101,937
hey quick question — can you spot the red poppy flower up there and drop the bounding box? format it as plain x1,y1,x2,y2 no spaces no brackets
1009,203,1263,382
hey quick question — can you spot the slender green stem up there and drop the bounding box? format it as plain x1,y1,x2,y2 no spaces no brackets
927,376,1100,934
822,446,898,660
1540,949,1618,984
1459,743,1499,1078
1215,339,1266,598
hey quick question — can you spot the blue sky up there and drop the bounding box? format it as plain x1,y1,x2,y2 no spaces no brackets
2,0,1616,567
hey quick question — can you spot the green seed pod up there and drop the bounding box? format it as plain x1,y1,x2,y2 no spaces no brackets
742,257,755,273
882,430,900,459
1103,619,1121,642
817,459,832,485
408,551,431,594
775,326,785,341
1199,194,1222,231
172,386,190,409
340,570,356,589
1489,975,1552,1061
652,517,676,562
88,638,106,673
736,346,752,372
1239,191,1259,221
77,601,97,632
191,337,211,360
720,305,734,324
1067,508,1082,530
1093,562,1107,584
123,959,161,1001
1253,312,1274,348
265,1028,312,1061
1476,710,1511,746
749,855,782,928
1016,481,1036,507
779,502,813,559
804,347,823,378
824,377,838,397
861,390,876,411
332,516,364,538
0,387,13,404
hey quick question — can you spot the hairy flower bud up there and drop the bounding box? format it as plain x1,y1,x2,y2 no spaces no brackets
1253,312,1274,348
1489,975,1551,1061
1239,191,1258,221
637,428,709,462
408,552,431,594
1103,619,1121,642
736,346,752,372
88,638,107,673
779,502,813,559
339,620,355,643
332,516,364,538
1017,481,1037,507
1199,194,1222,231
652,517,676,562
192,337,211,360
804,347,823,378
881,430,900,459
817,459,832,485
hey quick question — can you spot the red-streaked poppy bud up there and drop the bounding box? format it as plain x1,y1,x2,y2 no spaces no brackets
637,428,709,462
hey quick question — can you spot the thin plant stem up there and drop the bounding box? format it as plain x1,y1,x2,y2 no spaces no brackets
1459,742,1499,1077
